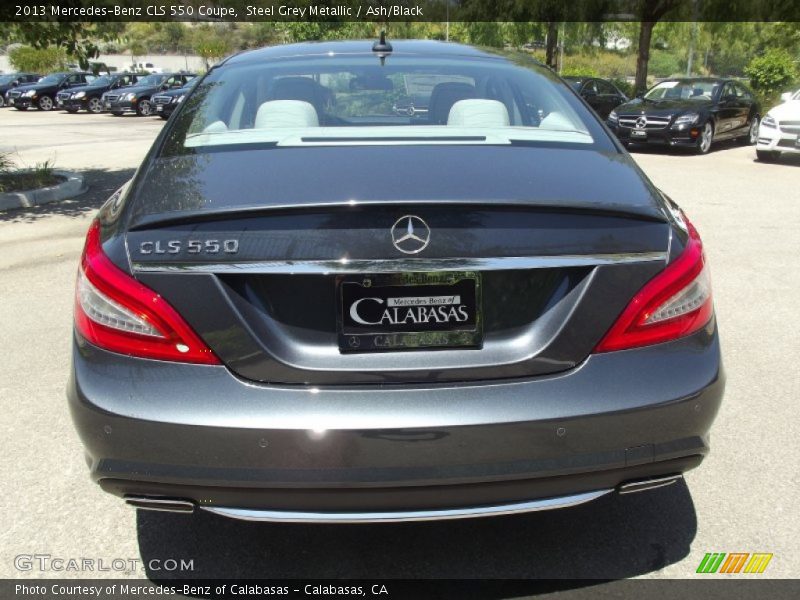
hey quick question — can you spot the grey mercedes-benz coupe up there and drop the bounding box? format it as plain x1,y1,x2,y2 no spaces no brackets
68,40,724,523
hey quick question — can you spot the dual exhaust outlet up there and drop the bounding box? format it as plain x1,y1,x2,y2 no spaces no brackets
124,474,683,516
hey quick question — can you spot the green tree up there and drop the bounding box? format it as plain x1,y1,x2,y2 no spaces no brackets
8,45,68,73
4,23,122,69
192,26,232,69
745,49,798,96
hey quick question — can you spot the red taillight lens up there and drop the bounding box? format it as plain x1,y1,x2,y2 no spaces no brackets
594,217,713,353
74,220,220,365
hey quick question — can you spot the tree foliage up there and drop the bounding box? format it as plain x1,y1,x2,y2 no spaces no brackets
745,49,799,96
8,45,68,73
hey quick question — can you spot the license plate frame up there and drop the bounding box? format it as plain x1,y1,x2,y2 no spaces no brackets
337,271,483,353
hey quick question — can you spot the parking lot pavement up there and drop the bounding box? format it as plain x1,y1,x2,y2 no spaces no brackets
0,107,163,170
1,109,798,580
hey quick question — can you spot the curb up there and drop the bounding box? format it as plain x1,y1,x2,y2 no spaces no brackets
0,170,88,211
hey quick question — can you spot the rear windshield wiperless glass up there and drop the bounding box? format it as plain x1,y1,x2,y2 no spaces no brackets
161,54,596,155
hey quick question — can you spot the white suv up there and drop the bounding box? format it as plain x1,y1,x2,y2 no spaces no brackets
756,89,800,161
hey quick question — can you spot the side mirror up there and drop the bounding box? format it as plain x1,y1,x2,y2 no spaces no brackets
781,92,792,102
11,81,19,87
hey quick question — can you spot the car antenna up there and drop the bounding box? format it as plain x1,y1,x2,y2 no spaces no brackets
372,31,392,65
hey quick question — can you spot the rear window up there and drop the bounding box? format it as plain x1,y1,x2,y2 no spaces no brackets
161,53,595,155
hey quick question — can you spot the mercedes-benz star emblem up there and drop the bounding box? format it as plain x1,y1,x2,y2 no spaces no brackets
391,215,430,254
635,116,647,129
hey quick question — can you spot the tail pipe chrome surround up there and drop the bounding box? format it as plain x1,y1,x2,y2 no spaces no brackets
617,474,683,495
125,495,196,514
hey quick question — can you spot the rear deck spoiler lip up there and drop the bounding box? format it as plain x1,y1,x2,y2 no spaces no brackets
127,199,669,232
130,252,669,274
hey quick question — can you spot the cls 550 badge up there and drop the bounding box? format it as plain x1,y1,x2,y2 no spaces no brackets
138,239,239,255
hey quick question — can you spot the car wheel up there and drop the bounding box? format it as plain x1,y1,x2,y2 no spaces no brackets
695,121,713,155
0,96,5,108
756,149,780,162
137,99,152,116
37,95,54,111
743,117,759,145
87,97,103,114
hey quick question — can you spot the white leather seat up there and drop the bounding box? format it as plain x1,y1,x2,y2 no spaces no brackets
203,120,228,133
255,100,319,128
538,111,574,130
447,99,510,128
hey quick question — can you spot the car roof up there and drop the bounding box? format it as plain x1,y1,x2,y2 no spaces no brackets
224,40,525,66
660,77,731,83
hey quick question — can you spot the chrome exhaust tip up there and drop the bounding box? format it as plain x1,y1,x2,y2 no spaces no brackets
125,496,195,513
618,474,683,495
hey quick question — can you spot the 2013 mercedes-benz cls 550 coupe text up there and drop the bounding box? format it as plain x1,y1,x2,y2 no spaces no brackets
68,40,724,523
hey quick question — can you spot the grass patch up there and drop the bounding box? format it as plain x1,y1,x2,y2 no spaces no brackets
0,155,63,194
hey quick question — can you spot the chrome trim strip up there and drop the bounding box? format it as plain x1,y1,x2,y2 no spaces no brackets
201,489,612,523
131,252,667,274
125,496,195,513
618,474,682,495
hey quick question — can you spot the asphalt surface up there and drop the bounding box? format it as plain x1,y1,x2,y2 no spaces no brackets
1,109,798,582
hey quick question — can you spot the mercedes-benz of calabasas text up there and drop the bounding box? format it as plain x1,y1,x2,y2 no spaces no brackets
69,40,724,523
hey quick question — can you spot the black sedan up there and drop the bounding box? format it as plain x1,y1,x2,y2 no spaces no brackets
150,77,199,119
0,72,41,108
57,73,141,114
69,40,723,524
102,72,195,116
8,71,96,111
607,77,760,154
563,76,628,119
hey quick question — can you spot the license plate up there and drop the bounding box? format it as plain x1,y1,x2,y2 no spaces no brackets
104,101,110,107
8,99,14,106
338,271,482,353
156,105,163,112
631,129,647,139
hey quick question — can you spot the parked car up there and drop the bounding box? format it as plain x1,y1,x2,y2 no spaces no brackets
779,88,800,103
103,72,195,116
0,72,41,108
151,77,199,119
563,76,628,119
58,73,141,114
756,88,800,161
607,77,760,154
130,62,163,74
69,40,723,523
8,72,96,111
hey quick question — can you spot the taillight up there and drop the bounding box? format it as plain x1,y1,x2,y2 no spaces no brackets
595,217,713,353
74,220,220,364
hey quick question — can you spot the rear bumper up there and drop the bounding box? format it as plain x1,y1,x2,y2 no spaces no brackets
68,323,724,519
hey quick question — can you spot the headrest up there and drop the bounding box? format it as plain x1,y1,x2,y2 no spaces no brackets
203,120,228,133
254,100,319,128
447,99,510,128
